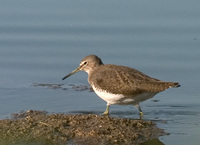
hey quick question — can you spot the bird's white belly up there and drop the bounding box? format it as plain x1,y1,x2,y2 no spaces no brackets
92,86,157,105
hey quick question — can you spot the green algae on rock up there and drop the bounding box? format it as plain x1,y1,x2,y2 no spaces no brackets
0,110,167,145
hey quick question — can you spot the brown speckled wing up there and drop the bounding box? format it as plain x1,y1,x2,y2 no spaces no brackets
89,64,179,95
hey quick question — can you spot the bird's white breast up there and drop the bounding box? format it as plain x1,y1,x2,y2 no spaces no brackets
92,85,157,105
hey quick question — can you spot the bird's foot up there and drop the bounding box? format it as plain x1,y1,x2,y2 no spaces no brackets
102,105,110,116
102,111,109,116
139,111,143,116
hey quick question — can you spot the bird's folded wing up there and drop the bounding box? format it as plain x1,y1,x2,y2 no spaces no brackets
89,65,179,95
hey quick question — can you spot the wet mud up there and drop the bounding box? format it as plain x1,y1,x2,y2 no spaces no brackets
0,110,167,145
32,83,92,91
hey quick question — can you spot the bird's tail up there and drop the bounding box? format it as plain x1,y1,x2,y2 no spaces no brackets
173,82,181,88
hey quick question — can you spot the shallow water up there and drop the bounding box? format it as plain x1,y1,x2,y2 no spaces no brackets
0,0,200,145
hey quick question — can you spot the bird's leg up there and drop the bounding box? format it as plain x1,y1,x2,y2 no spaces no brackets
102,104,110,115
135,103,143,116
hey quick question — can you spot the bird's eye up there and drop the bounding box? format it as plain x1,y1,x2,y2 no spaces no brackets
83,61,88,65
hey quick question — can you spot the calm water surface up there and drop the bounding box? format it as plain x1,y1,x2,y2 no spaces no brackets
0,0,200,145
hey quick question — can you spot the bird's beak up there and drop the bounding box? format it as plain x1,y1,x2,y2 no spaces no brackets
62,66,81,80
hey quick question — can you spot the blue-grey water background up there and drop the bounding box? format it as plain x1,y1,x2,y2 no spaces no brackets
0,0,200,144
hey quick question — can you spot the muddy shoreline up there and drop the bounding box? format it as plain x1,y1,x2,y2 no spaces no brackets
0,110,167,145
